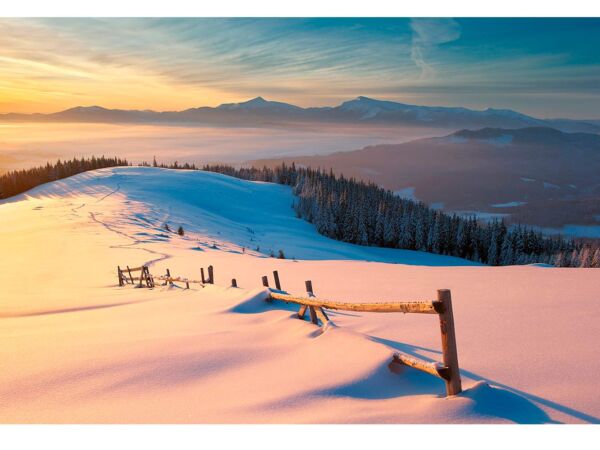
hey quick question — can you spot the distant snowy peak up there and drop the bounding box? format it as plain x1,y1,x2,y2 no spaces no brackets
481,108,545,126
338,96,410,112
217,96,302,112
337,96,413,119
333,97,546,125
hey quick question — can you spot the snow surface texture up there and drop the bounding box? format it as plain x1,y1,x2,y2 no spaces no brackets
1,167,599,424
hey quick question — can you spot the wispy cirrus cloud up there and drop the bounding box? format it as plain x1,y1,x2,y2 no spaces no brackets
409,18,462,80
0,18,599,118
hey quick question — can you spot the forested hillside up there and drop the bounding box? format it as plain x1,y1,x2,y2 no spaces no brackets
0,156,129,199
202,163,600,267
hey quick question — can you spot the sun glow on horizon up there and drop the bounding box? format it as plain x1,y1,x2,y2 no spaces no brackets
1,18,600,118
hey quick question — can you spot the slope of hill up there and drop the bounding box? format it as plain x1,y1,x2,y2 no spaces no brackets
2,96,599,134
0,167,599,423
254,127,600,232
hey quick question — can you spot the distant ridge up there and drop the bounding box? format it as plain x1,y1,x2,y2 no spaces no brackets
252,125,600,231
451,126,600,145
1,96,599,133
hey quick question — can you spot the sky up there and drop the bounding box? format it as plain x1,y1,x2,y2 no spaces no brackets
0,18,599,119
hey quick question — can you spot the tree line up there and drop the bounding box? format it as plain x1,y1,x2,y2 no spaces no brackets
199,163,600,268
0,156,129,199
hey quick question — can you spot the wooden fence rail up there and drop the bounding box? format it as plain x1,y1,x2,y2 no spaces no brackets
268,292,440,314
266,278,462,397
116,264,462,396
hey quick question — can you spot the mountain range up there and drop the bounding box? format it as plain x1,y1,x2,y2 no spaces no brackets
2,96,599,133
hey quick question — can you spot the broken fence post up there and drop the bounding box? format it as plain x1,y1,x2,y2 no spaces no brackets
166,268,174,286
231,278,237,288
200,267,206,284
208,265,214,284
305,280,314,297
273,270,281,290
147,267,155,288
262,276,269,287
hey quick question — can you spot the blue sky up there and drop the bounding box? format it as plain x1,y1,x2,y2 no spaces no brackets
0,18,599,118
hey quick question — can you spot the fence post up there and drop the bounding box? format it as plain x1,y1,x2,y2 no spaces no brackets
200,268,206,284
208,265,214,284
147,268,155,288
262,276,269,287
305,280,314,297
231,278,237,288
273,270,281,290
117,266,124,286
127,266,134,284
437,289,462,396
166,268,174,286
304,280,319,324
308,306,319,325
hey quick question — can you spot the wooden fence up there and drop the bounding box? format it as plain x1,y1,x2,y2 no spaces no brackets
117,265,154,288
116,265,462,396
262,271,461,397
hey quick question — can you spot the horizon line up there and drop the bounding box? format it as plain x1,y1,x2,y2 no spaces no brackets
2,95,599,121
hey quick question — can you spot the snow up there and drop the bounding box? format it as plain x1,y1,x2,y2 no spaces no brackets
8,168,469,266
338,96,408,119
394,187,418,201
543,181,560,189
454,210,510,221
491,201,527,208
1,167,599,424
217,96,302,112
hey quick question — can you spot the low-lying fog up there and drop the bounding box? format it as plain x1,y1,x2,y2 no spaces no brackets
0,122,446,172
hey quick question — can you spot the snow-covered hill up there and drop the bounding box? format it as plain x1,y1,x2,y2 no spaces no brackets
1,167,599,423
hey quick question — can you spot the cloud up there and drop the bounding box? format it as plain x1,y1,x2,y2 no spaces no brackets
410,18,461,79
1,18,599,118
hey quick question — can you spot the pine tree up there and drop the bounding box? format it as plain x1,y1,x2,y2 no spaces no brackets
500,233,515,266
579,246,591,268
591,248,600,268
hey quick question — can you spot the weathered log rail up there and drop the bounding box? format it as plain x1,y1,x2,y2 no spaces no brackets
268,292,440,314
263,271,462,397
116,265,462,396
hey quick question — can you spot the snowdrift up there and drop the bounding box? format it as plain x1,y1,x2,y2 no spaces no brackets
0,167,599,424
